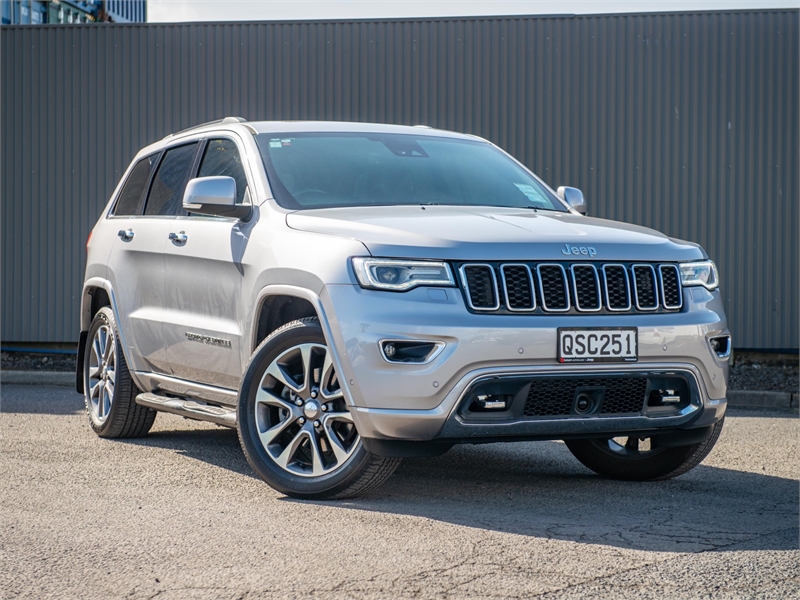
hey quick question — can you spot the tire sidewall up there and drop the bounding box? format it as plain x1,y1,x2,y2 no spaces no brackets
237,320,372,498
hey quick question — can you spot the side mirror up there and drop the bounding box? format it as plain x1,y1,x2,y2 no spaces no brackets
183,176,252,220
557,186,588,215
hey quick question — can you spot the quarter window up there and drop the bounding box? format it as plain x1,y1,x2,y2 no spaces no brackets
113,154,156,216
197,139,249,204
144,143,199,216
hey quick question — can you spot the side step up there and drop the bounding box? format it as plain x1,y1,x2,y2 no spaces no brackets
135,392,237,428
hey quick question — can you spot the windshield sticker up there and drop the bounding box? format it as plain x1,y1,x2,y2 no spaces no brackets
514,183,548,206
281,138,293,147
269,138,281,148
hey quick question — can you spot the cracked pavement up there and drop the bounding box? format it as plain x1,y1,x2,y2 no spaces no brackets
1,384,798,599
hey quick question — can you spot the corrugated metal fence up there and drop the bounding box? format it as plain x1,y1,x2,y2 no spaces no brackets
2,11,798,349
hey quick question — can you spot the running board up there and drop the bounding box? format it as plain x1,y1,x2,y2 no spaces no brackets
135,392,237,428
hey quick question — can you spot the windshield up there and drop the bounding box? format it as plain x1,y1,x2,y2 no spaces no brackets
256,132,567,212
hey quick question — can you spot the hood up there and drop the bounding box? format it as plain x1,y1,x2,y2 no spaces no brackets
286,205,705,262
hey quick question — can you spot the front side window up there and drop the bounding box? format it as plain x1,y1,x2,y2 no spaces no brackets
256,132,566,212
197,138,248,204
112,154,157,216
144,143,198,216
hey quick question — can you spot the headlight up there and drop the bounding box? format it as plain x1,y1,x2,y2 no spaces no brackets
351,257,456,291
679,260,719,290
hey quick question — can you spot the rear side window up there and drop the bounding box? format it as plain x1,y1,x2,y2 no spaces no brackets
144,143,199,216
197,139,249,204
113,154,156,216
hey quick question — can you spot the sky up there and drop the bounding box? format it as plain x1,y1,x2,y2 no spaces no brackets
148,0,799,22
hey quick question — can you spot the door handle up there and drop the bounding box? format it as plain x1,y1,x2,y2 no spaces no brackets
169,231,188,245
117,229,135,242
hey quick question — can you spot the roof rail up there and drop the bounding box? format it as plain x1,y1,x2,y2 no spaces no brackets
163,117,248,140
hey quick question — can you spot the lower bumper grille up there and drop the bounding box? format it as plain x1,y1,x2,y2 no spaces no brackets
523,377,648,417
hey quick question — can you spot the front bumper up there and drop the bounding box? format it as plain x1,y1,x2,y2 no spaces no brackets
320,283,730,442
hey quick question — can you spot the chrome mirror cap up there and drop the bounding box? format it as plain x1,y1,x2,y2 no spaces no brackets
557,186,588,215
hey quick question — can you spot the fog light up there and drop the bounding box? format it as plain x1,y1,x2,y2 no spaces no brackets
708,335,732,359
384,343,396,358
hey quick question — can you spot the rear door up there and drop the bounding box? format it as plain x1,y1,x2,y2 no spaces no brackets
160,136,254,390
106,142,199,375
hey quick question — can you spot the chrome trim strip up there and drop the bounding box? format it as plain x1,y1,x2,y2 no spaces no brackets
536,263,571,312
569,264,602,312
632,264,659,311
378,339,446,365
658,264,684,310
459,263,501,311
601,264,632,312
500,263,536,312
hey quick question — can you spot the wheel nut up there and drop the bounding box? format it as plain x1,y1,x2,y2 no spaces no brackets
310,390,318,398
298,417,305,425
313,420,321,428
321,404,327,412
294,399,303,406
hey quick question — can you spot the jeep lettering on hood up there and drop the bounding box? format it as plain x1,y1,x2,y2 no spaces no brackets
286,205,704,262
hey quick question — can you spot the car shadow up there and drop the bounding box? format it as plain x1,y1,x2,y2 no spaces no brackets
123,421,797,554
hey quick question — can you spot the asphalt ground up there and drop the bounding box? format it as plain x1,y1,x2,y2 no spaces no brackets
1,385,798,599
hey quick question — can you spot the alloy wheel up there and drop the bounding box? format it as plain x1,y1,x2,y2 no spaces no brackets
255,343,359,477
88,324,116,423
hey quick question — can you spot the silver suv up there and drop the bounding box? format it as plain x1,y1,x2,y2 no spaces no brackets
78,119,731,499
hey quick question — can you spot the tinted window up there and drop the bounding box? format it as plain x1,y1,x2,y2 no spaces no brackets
198,139,248,204
113,155,156,216
256,133,566,212
144,143,198,216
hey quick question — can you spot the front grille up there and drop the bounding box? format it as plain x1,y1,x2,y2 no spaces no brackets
461,264,499,310
571,265,601,311
501,264,535,311
659,265,682,309
523,377,648,417
459,261,683,315
537,265,570,311
632,265,658,310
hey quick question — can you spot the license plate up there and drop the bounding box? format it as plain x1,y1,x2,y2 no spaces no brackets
558,328,638,363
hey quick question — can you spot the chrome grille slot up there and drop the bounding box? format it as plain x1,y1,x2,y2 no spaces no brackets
632,265,659,310
536,264,570,312
602,264,631,311
460,264,500,310
500,264,536,311
570,264,601,311
659,264,683,309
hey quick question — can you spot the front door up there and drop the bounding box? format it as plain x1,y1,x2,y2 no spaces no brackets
160,137,253,390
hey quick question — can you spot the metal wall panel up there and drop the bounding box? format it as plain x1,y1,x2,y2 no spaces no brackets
2,11,798,348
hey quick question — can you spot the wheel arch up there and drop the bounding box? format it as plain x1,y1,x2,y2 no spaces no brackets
78,278,136,394
250,285,356,407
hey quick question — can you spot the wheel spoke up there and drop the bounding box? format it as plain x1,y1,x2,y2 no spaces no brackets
298,344,313,393
266,361,302,393
625,437,640,451
104,376,115,400
274,427,308,470
323,410,353,424
306,429,326,476
89,363,102,379
322,420,350,464
103,334,114,362
255,386,295,411
259,416,295,447
97,381,107,416
320,351,343,400
92,338,103,366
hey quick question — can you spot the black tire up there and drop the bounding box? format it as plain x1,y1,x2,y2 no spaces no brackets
565,418,725,481
237,317,401,500
83,306,156,438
